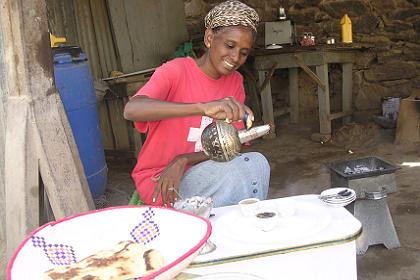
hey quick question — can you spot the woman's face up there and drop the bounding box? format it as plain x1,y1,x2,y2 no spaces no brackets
203,25,254,79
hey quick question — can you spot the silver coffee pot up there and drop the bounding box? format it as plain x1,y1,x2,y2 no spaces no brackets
201,121,271,162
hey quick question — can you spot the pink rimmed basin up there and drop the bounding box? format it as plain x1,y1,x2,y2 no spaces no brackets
8,206,211,280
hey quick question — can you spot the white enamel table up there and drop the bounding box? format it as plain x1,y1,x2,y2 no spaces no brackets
183,195,362,280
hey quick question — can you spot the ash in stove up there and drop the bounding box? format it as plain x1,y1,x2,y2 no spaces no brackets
344,165,385,175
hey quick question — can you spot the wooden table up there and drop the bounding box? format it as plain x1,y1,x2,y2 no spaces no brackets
251,46,359,140
183,195,362,280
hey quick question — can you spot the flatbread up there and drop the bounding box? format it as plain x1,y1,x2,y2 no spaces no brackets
43,240,164,280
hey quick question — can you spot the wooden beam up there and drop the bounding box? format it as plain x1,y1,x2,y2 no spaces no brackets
0,41,7,279
35,94,95,219
4,97,40,259
254,52,324,70
257,63,278,139
102,67,156,81
258,70,276,139
257,62,278,94
328,111,352,121
293,55,326,91
0,1,16,275
253,50,355,71
240,65,262,121
316,64,331,135
104,75,150,86
0,0,94,264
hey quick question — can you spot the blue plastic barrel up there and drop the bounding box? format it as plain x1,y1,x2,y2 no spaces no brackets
53,46,107,198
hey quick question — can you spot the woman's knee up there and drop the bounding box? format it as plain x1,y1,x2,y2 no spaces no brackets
180,151,270,201
242,152,270,175
236,152,270,197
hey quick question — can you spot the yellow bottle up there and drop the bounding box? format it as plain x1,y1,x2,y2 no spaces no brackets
340,14,352,43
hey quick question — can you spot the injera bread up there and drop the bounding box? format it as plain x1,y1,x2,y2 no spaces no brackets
43,240,164,280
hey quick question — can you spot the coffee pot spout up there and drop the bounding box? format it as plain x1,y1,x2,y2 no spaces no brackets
238,124,271,143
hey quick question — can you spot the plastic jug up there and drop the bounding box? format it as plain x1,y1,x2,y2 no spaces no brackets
340,14,352,43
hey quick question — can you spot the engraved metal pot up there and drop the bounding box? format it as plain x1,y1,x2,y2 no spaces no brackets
201,121,271,162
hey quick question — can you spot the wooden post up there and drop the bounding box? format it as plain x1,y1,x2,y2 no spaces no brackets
258,71,276,139
342,63,353,124
0,0,95,267
0,28,7,279
316,64,331,136
289,68,299,124
4,98,40,259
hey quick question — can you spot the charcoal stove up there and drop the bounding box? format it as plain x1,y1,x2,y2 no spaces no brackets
327,156,399,196
327,156,400,255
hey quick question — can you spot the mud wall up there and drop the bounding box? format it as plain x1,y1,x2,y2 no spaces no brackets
184,0,420,121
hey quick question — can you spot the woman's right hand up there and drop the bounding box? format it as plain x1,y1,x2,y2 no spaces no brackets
201,96,254,122
152,157,187,206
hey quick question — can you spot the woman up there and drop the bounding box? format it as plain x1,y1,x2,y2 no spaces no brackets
124,0,270,207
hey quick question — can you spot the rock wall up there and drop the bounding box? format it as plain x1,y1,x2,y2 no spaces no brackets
184,0,420,121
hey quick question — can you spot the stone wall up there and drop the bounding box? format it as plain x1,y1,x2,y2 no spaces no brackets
184,0,420,121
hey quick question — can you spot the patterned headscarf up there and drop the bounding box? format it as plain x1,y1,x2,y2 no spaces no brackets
204,0,260,33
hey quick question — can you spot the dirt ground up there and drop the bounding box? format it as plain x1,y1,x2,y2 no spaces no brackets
100,118,420,280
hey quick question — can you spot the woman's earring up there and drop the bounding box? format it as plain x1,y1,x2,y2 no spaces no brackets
206,43,210,48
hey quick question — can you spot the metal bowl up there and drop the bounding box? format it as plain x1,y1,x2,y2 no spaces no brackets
173,196,214,218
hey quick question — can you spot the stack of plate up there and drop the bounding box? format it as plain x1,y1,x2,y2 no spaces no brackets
319,187,356,207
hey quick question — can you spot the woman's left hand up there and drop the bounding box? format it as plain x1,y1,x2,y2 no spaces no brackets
152,157,187,206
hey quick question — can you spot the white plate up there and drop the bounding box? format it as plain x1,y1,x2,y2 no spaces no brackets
320,195,355,203
321,201,355,207
194,272,265,280
265,44,283,50
216,200,331,244
321,199,354,205
319,188,356,207
321,197,356,207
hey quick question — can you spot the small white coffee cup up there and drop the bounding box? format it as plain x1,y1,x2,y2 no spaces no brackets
238,198,260,217
254,210,279,232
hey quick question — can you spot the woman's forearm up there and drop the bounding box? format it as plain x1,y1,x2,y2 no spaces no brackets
173,151,210,167
124,95,251,123
124,95,204,122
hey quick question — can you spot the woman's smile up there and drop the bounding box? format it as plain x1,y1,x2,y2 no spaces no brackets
223,59,235,70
